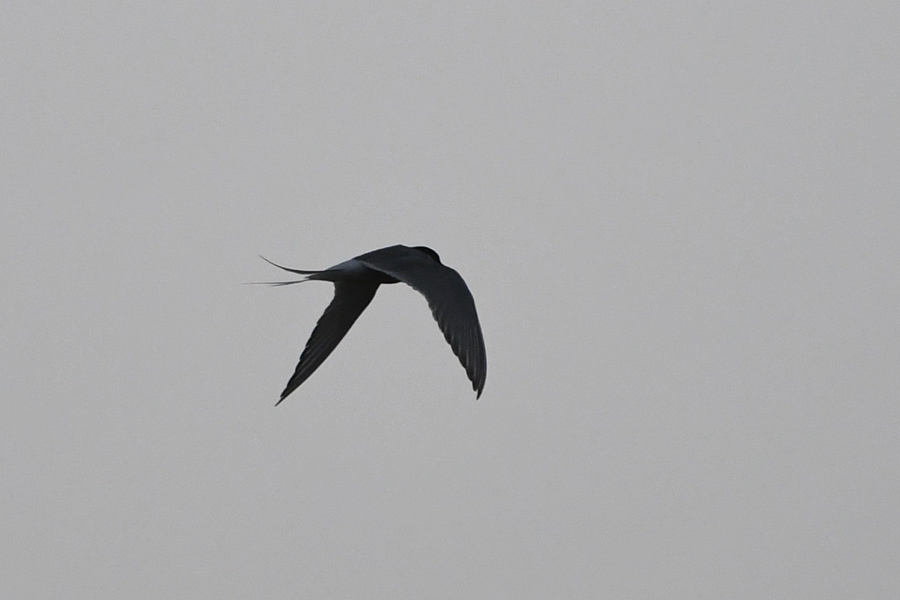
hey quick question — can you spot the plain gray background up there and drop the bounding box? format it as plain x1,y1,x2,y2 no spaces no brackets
2,1,898,598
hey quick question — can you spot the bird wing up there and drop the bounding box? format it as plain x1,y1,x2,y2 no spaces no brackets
356,246,487,397
277,282,379,404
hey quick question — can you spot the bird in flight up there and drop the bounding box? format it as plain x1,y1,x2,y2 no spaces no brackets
262,245,487,404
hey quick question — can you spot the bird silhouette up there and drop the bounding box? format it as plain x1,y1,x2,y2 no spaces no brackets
262,245,487,404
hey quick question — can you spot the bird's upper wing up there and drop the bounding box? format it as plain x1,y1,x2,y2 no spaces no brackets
356,246,487,397
278,282,379,404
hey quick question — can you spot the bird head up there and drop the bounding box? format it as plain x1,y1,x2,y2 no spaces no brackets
412,246,441,263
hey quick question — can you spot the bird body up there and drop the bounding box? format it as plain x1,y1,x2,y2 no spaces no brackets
264,245,487,404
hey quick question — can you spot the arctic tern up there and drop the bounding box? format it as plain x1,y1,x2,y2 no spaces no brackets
262,245,487,404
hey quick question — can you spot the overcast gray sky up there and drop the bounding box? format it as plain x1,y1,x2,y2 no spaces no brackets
2,1,899,598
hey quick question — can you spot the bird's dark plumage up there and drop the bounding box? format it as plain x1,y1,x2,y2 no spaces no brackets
265,245,487,404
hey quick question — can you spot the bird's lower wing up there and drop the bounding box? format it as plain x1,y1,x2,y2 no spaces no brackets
356,247,487,397
277,282,379,404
